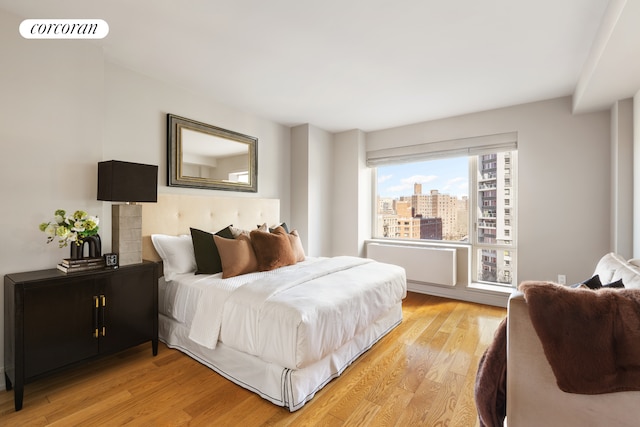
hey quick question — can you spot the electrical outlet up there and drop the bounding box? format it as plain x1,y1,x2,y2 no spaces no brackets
558,274,566,285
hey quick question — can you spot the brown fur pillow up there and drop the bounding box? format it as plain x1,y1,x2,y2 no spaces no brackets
250,226,297,271
213,234,258,278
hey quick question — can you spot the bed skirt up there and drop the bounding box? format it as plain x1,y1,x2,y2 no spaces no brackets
158,302,403,411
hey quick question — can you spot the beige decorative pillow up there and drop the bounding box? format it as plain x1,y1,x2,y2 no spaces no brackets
213,234,258,278
230,223,267,239
288,230,306,262
250,226,297,271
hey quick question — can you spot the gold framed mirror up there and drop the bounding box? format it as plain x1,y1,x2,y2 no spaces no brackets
167,114,257,192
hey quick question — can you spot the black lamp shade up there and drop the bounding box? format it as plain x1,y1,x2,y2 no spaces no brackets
97,160,158,202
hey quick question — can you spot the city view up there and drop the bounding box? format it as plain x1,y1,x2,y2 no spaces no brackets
375,153,515,286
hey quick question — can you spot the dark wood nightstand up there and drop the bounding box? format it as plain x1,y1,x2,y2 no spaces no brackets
4,261,158,411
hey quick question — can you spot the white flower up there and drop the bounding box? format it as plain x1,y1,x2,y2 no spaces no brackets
40,209,100,248
44,223,56,238
56,226,71,240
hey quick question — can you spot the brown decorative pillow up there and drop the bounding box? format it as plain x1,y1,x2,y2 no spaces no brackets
213,234,258,278
288,230,306,262
250,226,297,271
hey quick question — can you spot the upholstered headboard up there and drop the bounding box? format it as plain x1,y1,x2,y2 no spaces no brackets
141,193,280,262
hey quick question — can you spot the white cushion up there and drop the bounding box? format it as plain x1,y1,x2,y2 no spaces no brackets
628,259,640,267
593,252,625,283
151,234,196,280
594,252,640,289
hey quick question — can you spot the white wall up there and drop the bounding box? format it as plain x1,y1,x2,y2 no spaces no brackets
308,126,334,256
332,129,369,257
634,91,640,257
0,10,105,272
102,61,291,246
365,97,611,286
610,99,634,258
290,124,333,256
0,8,291,388
290,125,310,253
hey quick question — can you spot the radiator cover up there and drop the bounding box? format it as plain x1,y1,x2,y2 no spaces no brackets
366,243,457,286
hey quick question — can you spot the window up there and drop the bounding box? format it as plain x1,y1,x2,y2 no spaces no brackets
228,171,249,183
374,157,468,241
369,134,517,287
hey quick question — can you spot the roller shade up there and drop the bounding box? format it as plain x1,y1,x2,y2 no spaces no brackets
367,132,517,166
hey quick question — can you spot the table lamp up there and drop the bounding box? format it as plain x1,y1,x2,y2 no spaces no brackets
97,160,158,265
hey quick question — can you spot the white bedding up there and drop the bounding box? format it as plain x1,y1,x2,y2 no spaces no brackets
159,258,324,327
158,303,403,411
160,256,407,370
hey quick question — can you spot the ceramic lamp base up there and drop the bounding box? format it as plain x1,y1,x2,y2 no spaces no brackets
112,204,142,265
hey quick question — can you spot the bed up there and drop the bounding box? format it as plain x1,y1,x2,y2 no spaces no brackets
141,194,407,411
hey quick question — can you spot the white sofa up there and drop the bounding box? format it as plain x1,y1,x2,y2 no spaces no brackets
506,253,640,426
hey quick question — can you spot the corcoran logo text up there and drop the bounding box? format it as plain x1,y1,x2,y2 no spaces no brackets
20,19,109,39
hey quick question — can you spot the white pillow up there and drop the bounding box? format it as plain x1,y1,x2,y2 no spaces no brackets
151,234,196,280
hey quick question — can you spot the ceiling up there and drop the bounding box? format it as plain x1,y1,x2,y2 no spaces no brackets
2,0,637,133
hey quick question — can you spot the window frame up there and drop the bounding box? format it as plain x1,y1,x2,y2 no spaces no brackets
369,135,517,288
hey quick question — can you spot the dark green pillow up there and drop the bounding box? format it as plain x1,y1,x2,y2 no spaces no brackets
190,226,234,274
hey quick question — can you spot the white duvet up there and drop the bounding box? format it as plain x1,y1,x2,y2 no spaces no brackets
181,256,406,369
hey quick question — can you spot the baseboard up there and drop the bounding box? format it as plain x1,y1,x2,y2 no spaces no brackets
0,366,5,391
407,281,509,308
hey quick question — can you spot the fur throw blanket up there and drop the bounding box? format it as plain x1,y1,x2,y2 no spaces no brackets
519,281,640,394
474,317,507,427
475,281,640,427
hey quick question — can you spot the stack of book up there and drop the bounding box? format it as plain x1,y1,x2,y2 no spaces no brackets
57,257,106,273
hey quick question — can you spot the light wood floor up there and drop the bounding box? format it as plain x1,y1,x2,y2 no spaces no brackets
0,292,506,426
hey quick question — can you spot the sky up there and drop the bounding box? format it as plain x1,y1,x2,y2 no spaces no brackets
376,156,469,199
